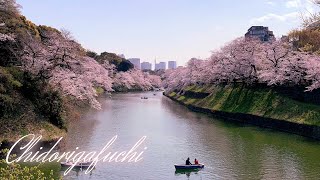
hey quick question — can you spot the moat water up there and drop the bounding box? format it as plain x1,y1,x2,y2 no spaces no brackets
62,92,320,179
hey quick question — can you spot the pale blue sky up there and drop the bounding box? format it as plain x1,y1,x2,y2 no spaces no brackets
18,0,317,66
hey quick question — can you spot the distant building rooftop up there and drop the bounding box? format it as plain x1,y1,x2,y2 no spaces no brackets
245,26,275,42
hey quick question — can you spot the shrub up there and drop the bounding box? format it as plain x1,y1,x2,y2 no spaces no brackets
117,60,134,72
21,72,66,129
0,94,14,117
0,149,59,180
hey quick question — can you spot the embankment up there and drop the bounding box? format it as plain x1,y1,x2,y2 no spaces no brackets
164,84,320,140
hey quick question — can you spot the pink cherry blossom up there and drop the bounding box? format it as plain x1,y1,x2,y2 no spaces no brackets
163,37,319,93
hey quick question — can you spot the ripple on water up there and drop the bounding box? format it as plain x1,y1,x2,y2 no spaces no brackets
62,92,320,180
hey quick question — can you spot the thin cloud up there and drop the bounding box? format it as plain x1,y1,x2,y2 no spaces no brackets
266,0,276,6
250,12,300,24
286,0,302,8
250,0,317,24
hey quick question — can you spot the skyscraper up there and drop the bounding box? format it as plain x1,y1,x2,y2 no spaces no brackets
141,62,152,70
128,58,141,69
155,62,166,70
168,61,177,69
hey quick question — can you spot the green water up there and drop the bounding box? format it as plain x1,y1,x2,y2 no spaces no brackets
17,92,320,179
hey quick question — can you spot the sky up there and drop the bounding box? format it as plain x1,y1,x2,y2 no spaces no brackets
18,0,318,66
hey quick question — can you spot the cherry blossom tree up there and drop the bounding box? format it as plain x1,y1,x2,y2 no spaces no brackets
257,40,307,86
163,37,316,93
147,74,162,88
186,58,205,85
162,67,190,92
113,71,136,90
1,3,162,109
0,33,14,41
49,57,113,109
305,55,320,91
20,33,50,79
113,69,161,91
0,23,22,66
60,28,75,41
163,38,261,89
0,0,21,16
214,38,260,83
19,27,162,109
20,27,114,109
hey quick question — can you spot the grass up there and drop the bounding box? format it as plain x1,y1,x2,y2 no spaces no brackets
170,84,320,126
0,92,68,142
0,116,66,142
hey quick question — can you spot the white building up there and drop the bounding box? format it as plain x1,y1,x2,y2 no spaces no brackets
128,58,141,69
141,62,152,70
168,61,177,69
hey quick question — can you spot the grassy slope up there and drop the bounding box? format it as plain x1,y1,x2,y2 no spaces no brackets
0,13,75,142
0,101,66,142
0,67,67,142
168,84,320,126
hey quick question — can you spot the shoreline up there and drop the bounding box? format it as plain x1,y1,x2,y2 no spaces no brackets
0,90,155,148
164,92,320,140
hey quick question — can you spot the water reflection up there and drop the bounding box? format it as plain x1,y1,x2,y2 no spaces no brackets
175,169,201,179
162,95,320,179
61,108,99,152
60,166,95,176
61,92,320,179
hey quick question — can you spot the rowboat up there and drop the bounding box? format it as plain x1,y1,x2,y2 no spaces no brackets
60,161,92,169
174,164,204,170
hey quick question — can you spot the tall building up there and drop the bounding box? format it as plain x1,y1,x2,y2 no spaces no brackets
168,61,177,69
128,58,141,69
141,62,152,70
155,62,166,70
245,26,275,42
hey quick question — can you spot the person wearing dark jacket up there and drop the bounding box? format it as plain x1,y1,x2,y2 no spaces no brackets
185,157,192,165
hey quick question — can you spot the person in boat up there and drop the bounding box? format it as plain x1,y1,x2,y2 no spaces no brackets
186,157,192,165
194,158,199,165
